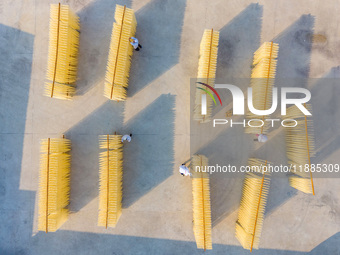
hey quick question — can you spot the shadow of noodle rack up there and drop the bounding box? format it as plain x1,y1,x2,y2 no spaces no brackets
45,3,80,100
104,5,137,101
245,42,279,134
191,155,212,250
235,158,271,252
194,29,219,123
98,134,123,228
285,104,315,195
38,137,71,232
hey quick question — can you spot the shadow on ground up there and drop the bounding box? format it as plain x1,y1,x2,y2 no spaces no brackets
76,0,132,95
216,3,263,80
213,3,263,120
0,24,35,252
65,101,125,212
310,67,340,167
128,0,186,97
122,94,175,208
64,94,175,211
194,126,250,227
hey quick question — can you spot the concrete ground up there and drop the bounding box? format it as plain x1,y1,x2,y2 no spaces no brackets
1,0,340,254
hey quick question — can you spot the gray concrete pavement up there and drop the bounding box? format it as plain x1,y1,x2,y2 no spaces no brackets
1,0,340,254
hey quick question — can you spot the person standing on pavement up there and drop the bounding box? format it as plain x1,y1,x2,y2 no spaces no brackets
179,163,192,177
121,134,132,143
129,37,142,51
254,134,268,143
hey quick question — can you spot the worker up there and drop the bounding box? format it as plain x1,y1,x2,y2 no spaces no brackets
179,164,192,177
255,134,268,143
121,134,132,143
129,37,142,51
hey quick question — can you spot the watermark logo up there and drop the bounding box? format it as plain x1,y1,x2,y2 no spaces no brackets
198,83,311,116
196,82,222,115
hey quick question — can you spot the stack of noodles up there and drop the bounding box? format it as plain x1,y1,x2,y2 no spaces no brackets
235,158,271,251
98,134,123,228
45,4,80,100
104,5,137,101
285,104,315,194
245,42,279,134
192,154,212,250
38,138,71,232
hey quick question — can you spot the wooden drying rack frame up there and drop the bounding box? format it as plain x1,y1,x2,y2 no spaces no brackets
50,3,61,98
110,6,127,100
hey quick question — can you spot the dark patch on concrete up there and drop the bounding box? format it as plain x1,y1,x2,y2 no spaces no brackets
319,191,340,222
0,24,35,253
313,33,327,44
